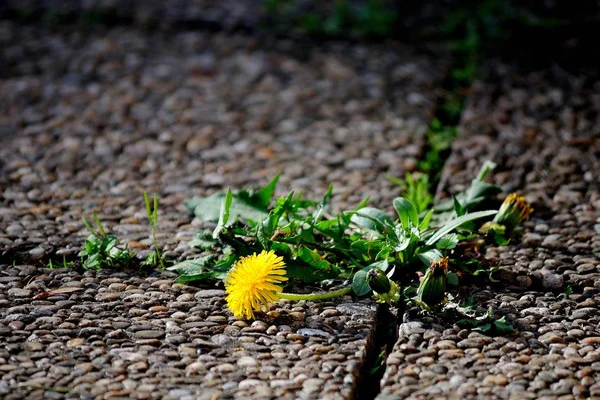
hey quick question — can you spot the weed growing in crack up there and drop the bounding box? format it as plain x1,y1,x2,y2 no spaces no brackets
79,213,134,270
264,0,396,39
171,162,532,326
388,172,433,215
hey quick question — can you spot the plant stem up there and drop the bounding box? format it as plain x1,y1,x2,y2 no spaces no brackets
278,286,352,301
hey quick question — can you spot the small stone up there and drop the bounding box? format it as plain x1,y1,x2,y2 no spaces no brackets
25,342,44,352
484,374,508,386
194,290,225,299
74,363,94,373
29,247,45,260
168,389,190,398
567,329,585,338
542,234,563,248
522,307,550,317
127,361,148,372
417,356,435,366
238,379,263,389
581,337,600,345
237,356,259,367
571,308,596,320
8,288,31,298
542,274,564,289
67,338,85,347
302,378,324,393
289,312,305,321
108,283,127,292
134,330,165,339
516,275,532,287
539,332,564,345
8,321,25,330
457,338,487,349
211,363,235,373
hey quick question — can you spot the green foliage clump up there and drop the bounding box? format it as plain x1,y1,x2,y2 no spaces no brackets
264,0,396,38
79,213,134,270
171,162,527,320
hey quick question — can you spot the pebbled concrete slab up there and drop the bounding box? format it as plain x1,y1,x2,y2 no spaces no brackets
379,60,600,399
0,265,375,399
0,22,447,263
0,21,448,400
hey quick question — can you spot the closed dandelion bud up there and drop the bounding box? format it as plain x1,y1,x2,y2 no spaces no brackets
368,269,391,294
492,193,533,232
368,269,400,304
416,257,449,308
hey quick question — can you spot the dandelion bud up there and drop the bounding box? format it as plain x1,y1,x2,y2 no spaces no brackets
416,257,449,308
368,269,400,304
368,269,391,293
491,193,533,232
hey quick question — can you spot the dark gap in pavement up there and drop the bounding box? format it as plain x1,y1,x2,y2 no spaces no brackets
351,47,478,399
353,303,402,400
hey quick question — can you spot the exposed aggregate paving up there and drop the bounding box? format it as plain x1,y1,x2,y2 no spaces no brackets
379,61,600,399
2,11,600,400
0,266,375,399
0,21,445,399
0,21,444,262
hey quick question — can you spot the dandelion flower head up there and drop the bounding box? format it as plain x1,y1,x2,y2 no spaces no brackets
225,250,287,320
494,193,533,229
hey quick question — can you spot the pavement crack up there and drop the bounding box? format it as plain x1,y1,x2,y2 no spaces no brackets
353,303,401,400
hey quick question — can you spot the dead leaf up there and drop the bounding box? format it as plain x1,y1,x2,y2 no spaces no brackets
33,287,84,299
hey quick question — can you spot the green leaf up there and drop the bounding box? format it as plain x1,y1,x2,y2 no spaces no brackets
491,317,515,334
351,239,385,260
144,192,152,220
213,188,233,238
186,193,269,224
419,209,434,231
153,194,159,222
418,249,442,266
255,222,271,249
167,254,215,275
474,323,493,333
393,197,419,229
255,174,280,209
425,210,497,246
453,197,466,217
285,260,338,283
352,268,372,296
395,233,412,253
351,207,395,235
270,242,292,256
267,191,295,232
92,213,106,237
447,272,459,286
368,259,389,272
475,160,496,181
436,233,459,250
175,272,219,284
354,196,370,210
312,185,334,223
294,247,330,270
487,229,511,246
188,230,217,250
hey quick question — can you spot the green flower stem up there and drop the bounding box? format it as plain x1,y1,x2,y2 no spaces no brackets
278,287,352,301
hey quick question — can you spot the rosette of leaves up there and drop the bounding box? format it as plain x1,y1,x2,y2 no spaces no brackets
169,162,524,315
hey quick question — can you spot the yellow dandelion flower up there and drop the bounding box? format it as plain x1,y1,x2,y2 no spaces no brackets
225,250,288,320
